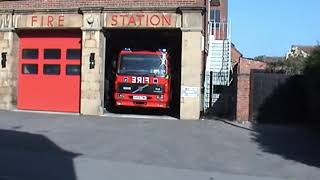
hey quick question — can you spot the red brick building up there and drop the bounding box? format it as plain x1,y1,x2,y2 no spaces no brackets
236,58,267,121
0,0,230,120
0,1,204,9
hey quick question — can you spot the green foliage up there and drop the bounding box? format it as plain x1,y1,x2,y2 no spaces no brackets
253,55,282,62
304,46,320,75
303,46,320,125
254,47,320,75
254,55,266,61
266,56,306,75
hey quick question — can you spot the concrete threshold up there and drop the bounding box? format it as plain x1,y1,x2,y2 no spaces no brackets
102,111,178,120
12,109,80,116
12,109,178,121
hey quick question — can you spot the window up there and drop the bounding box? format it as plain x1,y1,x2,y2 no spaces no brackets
22,64,38,74
44,49,61,59
118,54,167,76
66,65,81,75
210,9,221,22
67,49,81,60
22,49,38,59
44,64,60,75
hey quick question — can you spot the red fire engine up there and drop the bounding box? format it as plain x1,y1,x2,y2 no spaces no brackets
113,49,171,108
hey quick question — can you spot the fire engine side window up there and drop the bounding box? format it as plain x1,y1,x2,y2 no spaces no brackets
43,64,60,75
67,49,81,60
44,49,61,59
22,49,38,59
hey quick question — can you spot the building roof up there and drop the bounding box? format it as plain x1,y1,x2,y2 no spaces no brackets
231,43,243,57
292,45,316,54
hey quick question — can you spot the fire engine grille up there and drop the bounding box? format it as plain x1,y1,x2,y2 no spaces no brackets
118,83,164,95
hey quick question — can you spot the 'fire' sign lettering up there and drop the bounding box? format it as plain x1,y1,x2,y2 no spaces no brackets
30,15,64,27
132,77,150,84
15,14,83,28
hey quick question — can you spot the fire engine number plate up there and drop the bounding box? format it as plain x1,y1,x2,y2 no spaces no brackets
133,96,147,100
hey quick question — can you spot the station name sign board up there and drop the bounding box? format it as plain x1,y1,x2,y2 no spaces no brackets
105,12,180,28
15,14,82,28
1,12,180,29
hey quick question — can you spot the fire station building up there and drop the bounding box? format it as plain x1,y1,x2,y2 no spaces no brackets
0,0,228,120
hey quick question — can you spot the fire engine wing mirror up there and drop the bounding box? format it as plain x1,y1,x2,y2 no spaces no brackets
112,60,117,69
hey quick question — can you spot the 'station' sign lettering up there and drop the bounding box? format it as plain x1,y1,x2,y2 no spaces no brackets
105,13,180,28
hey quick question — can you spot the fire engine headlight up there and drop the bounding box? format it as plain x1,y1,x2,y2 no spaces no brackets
118,93,124,99
156,95,164,101
153,78,158,84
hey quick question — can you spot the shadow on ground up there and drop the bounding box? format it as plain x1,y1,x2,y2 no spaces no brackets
0,129,79,180
251,124,320,168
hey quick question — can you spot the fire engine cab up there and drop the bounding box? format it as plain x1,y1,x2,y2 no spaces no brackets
113,49,171,108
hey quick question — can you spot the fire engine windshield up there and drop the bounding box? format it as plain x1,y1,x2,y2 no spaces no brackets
118,54,167,76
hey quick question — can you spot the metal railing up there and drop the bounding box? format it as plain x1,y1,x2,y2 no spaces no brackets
208,21,230,40
203,20,233,111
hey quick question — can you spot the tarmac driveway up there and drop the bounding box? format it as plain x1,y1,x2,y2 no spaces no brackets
0,110,319,180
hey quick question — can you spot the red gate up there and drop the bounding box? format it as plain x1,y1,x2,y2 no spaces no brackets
18,31,81,112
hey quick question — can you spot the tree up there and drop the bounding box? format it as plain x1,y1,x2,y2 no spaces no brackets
266,55,306,75
304,46,320,75
254,55,266,61
303,46,320,126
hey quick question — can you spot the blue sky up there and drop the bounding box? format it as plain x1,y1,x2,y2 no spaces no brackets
229,0,320,58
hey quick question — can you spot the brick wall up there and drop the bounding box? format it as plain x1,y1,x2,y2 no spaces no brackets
219,0,228,22
0,0,204,9
210,0,227,22
236,58,267,122
209,0,228,40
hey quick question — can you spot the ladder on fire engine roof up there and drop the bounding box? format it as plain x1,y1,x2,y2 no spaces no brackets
203,21,232,112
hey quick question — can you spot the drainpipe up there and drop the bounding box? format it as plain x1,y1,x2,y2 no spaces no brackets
201,0,211,114
205,0,210,52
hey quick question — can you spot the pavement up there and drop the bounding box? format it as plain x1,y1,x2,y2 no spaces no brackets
0,110,319,180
